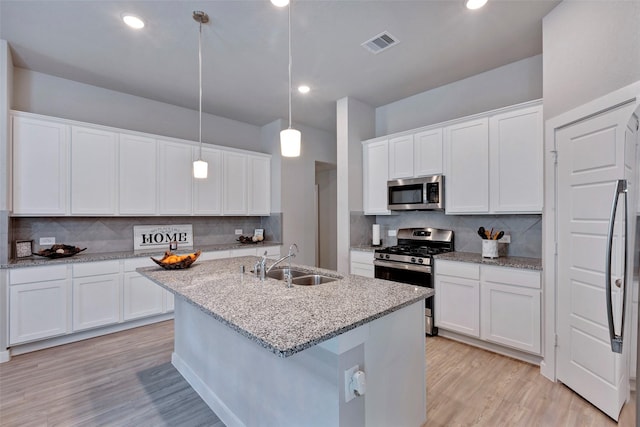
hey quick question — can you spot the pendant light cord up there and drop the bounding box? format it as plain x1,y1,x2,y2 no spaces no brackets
287,2,292,130
198,19,203,160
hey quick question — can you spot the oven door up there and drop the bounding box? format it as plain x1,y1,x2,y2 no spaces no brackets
374,259,437,336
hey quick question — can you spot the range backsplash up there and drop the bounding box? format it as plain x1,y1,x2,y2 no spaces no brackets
10,214,282,255
351,211,542,259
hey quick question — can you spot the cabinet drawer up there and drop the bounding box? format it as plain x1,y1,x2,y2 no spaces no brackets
10,265,68,284
351,250,374,264
435,260,479,280
73,260,120,277
482,265,540,289
124,257,156,272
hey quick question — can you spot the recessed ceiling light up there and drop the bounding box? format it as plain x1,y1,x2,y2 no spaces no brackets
465,0,488,10
298,85,310,94
270,0,289,7
122,13,145,29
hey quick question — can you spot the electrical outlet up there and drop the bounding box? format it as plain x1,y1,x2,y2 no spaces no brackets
235,229,243,235
40,237,55,245
500,234,511,243
344,365,359,403
388,229,397,237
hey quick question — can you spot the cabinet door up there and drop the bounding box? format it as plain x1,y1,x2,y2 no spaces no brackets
444,118,489,214
350,250,375,278
223,151,248,215
9,280,69,344
71,126,118,215
480,282,541,354
414,128,443,176
193,146,223,215
434,275,480,337
73,274,121,331
363,140,390,215
12,116,69,215
165,291,175,312
123,272,164,320
248,155,271,215
119,133,157,215
158,139,193,215
388,135,414,179
489,105,543,213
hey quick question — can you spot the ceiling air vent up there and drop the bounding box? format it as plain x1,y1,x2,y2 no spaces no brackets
362,32,399,54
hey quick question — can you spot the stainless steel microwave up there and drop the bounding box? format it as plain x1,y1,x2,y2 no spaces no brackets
387,175,444,211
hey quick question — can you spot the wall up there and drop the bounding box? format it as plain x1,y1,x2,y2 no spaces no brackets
337,97,375,273
279,122,336,267
12,68,263,152
375,55,543,136
543,1,640,119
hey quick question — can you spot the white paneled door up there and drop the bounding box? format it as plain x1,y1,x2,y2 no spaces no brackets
556,102,638,421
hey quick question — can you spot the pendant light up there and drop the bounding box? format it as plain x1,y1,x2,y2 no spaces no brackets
193,11,209,179
280,1,301,157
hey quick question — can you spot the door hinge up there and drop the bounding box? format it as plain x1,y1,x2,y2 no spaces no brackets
550,149,558,165
554,334,559,348
554,242,558,256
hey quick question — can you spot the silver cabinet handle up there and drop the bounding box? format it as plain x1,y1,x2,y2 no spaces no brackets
605,179,628,354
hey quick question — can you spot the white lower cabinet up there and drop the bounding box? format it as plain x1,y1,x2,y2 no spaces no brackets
434,261,480,337
350,249,375,278
9,265,70,345
123,257,167,320
435,260,541,355
72,261,121,332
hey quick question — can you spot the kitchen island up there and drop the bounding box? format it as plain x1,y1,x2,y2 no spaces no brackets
138,256,432,427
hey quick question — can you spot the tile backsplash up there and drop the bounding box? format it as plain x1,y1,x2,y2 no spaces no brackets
351,210,542,259
10,214,282,255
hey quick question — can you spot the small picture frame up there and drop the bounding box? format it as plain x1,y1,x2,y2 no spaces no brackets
15,240,33,258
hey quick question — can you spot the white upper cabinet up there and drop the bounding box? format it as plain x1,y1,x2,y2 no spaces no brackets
119,133,157,215
12,115,69,215
223,151,248,215
193,146,223,215
444,118,490,214
363,139,391,215
414,128,443,176
248,155,271,215
389,135,415,179
158,139,194,215
71,126,118,215
489,104,543,213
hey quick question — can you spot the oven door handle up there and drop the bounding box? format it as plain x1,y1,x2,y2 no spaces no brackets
374,259,431,274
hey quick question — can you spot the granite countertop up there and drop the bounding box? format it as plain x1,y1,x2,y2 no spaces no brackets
138,256,432,358
1,242,282,269
350,244,384,252
434,251,542,271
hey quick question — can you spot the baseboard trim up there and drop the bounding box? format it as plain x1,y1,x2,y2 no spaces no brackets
437,329,544,366
172,351,244,427
9,313,174,356
0,349,10,363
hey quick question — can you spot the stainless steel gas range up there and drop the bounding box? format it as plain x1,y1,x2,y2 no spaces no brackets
374,227,454,336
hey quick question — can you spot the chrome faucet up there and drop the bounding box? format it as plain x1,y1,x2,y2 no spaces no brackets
254,250,268,281
266,243,299,276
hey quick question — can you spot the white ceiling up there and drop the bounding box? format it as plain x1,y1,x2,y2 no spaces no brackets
0,0,560,132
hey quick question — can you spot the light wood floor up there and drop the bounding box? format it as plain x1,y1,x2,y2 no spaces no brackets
0,321,636,426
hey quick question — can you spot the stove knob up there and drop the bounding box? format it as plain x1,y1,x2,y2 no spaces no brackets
418,258,423,264
411,257,416,263
385,254,390,259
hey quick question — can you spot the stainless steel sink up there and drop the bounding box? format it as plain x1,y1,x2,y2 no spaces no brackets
291,274,339,286
265,267,308,280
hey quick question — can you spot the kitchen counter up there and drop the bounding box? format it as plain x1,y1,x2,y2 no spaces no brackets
0,242,282,269
350,244,384,252
138,256,430,426
138,256,432,357
434,251,542,271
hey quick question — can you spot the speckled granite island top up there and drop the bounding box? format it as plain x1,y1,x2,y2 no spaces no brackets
434,251,542,271
138,256,432,358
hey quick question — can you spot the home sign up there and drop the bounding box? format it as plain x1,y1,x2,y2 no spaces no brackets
133,224,193,251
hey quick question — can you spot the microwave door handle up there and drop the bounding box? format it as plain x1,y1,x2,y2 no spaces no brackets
605,179,628,354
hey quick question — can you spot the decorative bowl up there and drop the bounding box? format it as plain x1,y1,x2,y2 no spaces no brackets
151,250,201,270
33,244,87,259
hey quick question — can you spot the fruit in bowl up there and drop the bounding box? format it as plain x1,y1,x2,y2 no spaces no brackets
151,250,201,270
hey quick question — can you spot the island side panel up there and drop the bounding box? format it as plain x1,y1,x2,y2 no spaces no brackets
364,300,427,427
172,296,346,427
